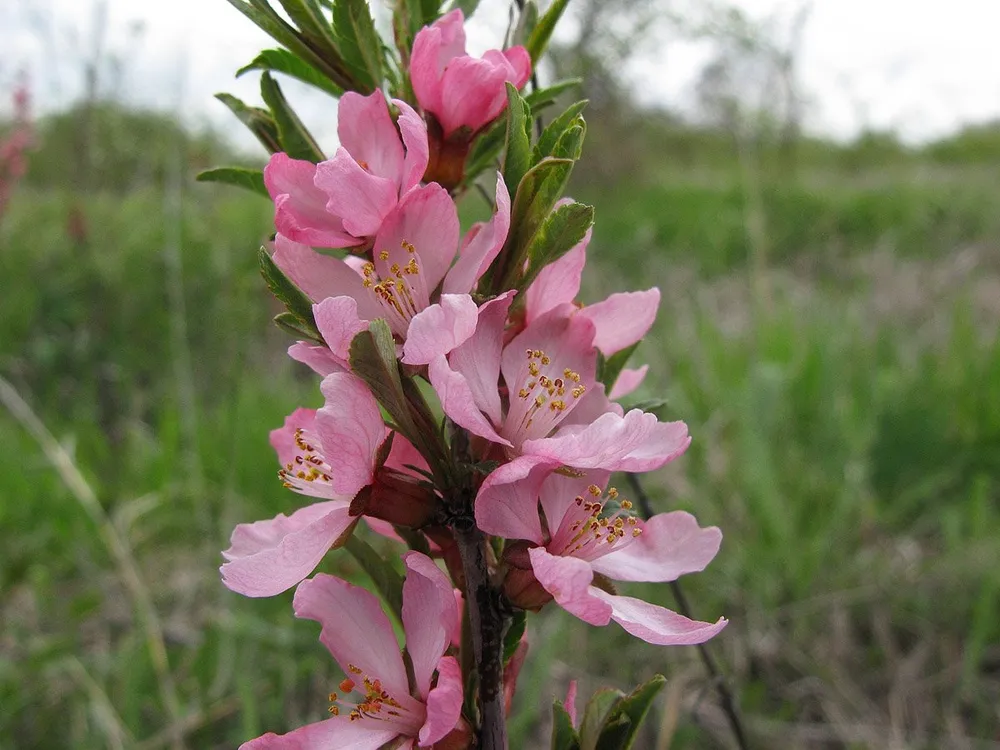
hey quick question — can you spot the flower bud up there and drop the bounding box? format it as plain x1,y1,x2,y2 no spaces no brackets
501,541,553,611
349,468,438,528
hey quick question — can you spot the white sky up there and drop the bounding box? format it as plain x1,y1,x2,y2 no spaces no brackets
1,0,999,151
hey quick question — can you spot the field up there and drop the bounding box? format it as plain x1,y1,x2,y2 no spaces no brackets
1,110,999,748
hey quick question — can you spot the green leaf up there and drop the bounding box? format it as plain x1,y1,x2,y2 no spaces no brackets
526,0,571,63
258,247,321,338
196,167,269,198
214,93,282,153
503,610,527,664
344,534,404,620
524,78,583,112
350,321,410,431
445,0,480,17
579,688,624,750
598,342,640,391
331,0,385,93
463,117,508,184
275,0,340,52
551,700,581,750
237,48,343,96
521,201,594,290
512,1,539,48
535,100,587,161
596,675,667,750
273,311,324,342
502,83,533,198
260,72,326,161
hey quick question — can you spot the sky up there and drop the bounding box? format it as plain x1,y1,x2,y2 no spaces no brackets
2,0,999,152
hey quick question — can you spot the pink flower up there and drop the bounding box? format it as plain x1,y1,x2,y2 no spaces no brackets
411,9,531,138
242,552,465,749
499,471,727,646
274,173,512,368
264,90,428,248
220,372,388,597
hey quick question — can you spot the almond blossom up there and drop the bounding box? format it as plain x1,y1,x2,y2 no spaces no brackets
242,552,465,749
410,9,531,138
264,90,428,249
497,470,727,645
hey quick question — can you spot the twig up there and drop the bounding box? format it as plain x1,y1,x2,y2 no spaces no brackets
0,375,186,750
626,472,751,750
453,512,508,750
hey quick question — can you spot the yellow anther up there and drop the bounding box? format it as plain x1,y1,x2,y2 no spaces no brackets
379,250,390,261
588,484,602,496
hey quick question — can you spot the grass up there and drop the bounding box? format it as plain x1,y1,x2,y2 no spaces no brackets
2,139,999,748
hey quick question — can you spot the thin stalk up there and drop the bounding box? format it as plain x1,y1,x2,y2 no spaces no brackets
626,473,751,750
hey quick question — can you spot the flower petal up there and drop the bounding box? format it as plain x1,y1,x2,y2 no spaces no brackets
419,656,464,746
474,455,555,543
592,512,722,583
293,573,410,695
504,45,533,89
337,91,405,187
589,588,728,646
577,288,660,357
442,173,511,295
265,153,357,248
221,502,355,598
524,233,587,325
608,365,649,400
394,98,430,194
410,9,467,115
428,354,511,446
315,373,385,496
537,468,611,535
402,552,460,699
269,407,318,467
401,294,479,365
528,547,612,625
313,296,369,362
436,53,512,135
315,148,398,238
287,342,346,377
240,715,399,750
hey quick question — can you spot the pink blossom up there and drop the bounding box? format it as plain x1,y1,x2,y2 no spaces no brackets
241,552,464,749
273,173,512,369
411,9,531,137
500,471,727,645
220,372,387,597
264,90,428,248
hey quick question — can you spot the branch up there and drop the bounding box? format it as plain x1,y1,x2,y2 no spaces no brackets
626,473,751,750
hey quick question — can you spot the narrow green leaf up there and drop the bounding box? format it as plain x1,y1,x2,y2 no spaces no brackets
276,0,340,52
526,0,571,63
593,716,632,750
344,534,404,620
215,93,282,153
598,342,640,391
579,688,624,750
445,0,480,17
260,72,326,162
551,700,581,750
524,78,583,112
521,201,594,290
503,610,527,664
535,100,588,161
512,0,539,47
349,321,410,432
258,247,321,338
273,311,324,342
502,83,533,197
196,167,269,198
237,48,343,96
549,120,586,161
597,675,667,750
331,0,386,93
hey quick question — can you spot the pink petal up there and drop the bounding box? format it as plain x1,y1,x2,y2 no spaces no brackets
565,681,578,727
442,173,511,294
474,455,555,542
524,234,588,325
504,45,532,89
528,547,612,625
592,512,722,583
394,98,430,194
410,10,467,115
287,342,346,377
447,290,515,426
315,148,398,238
537,468,610,535
436,53,511,135
240,715,399,749
401,294,479,365
293,573,410,696
269,407,318,467
560,382,622,427
523,411,690,472
419,655,464,746
383,433,429,475
608,365,649,400
220,502,355,597
577,288,661,357
337,91,405,187
272,235,382,320
313,296,369,362
373,184,459,294
428,354,511,446
402,552,459,699
315,373,385,496
265,153,357,248
589,588,728,646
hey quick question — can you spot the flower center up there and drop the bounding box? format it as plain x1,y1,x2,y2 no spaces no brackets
361,240,430,337
504,348,587,444
327,664,424,735
548,484,641,562
277,427,336,497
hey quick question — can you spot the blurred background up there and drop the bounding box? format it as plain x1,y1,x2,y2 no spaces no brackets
2,0,998,747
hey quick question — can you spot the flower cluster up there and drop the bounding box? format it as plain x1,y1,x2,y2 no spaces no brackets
0,80,33,224
218,8,726,748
